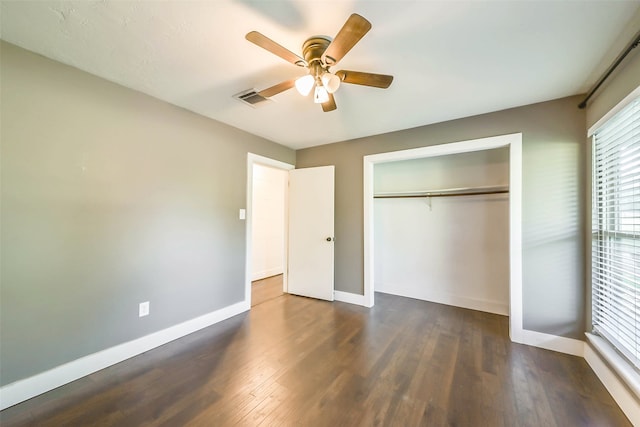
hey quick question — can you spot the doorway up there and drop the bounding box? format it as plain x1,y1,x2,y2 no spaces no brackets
363,133,524,342
250,163,287,306
245,154,294,308
373,148,510,315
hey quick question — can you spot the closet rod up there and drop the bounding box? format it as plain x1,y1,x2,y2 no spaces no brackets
374,185,509,199
374,189,509,199
373,185,509,199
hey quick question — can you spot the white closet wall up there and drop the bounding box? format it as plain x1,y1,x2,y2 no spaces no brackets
251,164,287,281
374,148,510,315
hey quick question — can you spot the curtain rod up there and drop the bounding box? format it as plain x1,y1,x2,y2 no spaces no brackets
578,28,640,109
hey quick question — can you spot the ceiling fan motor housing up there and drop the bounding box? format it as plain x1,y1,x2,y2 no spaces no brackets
302,36,333,67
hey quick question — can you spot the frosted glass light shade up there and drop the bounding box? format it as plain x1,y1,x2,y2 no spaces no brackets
321,72,341,94
295,75,315,96
313,85,329,103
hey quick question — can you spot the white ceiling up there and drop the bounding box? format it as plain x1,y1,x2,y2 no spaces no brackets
1,1,639,149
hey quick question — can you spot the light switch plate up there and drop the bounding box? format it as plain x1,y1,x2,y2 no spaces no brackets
239,209,246,220
139,301,150,317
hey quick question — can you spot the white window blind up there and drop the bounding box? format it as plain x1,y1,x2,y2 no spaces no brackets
592,95,640,369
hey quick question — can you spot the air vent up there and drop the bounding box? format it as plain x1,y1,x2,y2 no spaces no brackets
233,89,272,108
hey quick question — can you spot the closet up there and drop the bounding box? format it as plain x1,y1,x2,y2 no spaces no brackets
373,147,509,315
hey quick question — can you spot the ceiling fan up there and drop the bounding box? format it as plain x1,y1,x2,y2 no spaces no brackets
245,13,393,112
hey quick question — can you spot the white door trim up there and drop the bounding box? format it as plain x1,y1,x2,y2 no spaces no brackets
246,153,294,306
363,133,524,342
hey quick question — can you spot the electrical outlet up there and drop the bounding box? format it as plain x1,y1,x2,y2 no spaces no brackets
139,301,150,317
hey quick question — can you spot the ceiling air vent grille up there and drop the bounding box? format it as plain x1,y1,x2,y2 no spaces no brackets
233,89,272,108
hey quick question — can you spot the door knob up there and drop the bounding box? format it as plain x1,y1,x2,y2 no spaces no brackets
326,237,333,242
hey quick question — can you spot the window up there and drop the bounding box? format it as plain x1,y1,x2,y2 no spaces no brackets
592,94,640,369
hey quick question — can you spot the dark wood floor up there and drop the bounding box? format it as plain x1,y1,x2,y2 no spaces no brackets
0,292,630,426
251,274,284,307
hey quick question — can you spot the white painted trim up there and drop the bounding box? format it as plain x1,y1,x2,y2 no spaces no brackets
0,301,248,410
585,337,640,425
376,290,508,316
246,153,294,305
586,333,640,399
363,156,375,308
508,136,524,343
364,134,519,163
363,133,523,341
334,290,371,307
588,84,640,136
516,329,585,357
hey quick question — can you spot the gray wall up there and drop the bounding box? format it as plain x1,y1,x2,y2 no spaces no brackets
297,96,586,339
0,41,295,386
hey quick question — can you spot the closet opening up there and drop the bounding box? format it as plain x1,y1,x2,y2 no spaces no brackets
373,149,510,316
363,133,524,342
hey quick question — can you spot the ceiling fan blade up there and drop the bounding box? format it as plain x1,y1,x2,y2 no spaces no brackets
257,79,296,98
322,14,372,66
322,93,337,112
335,70,393,88
246,31,307,67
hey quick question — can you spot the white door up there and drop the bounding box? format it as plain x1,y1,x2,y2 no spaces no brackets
287,166,335,301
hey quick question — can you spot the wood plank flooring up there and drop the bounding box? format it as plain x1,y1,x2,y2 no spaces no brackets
0,292,630,426
251,274,284,307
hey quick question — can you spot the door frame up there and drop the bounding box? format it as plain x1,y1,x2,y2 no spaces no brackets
363,133,523,342
245,153,294,307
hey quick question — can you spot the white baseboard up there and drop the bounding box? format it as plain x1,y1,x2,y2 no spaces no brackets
375,289,508,316
516,329,585,357
584,333,640,424
251,268,283,282
0,300,249,410
521,332,640,424
585,338,640,425
334,290,370,307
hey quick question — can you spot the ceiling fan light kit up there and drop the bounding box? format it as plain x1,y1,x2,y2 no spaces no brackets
321,72,341,94
294,60,340,103
295,74,315,96
313,85,330,104
245,13,393,112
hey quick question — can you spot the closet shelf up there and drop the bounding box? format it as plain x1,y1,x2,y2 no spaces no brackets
374,185,509,199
